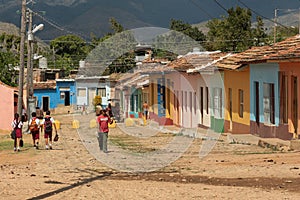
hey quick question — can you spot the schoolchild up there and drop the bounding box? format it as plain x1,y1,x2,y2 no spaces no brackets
11,113,23,152
29,112,40,149
42,111,57,150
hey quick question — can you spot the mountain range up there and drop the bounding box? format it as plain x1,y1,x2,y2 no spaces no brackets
0,0,300,41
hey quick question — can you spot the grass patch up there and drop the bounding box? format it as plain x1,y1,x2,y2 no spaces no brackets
109,135,156,153
0,140,14,151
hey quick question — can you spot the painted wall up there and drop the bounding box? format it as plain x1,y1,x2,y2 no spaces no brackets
0,82,16,130
250,63,279,124
224,67,250,134
34,80,76,111
250,63,280,138
56,80,76,106
34,89,57,110
76,79,111,108
179,73,204,128
208,71,225,133
280,62,300,139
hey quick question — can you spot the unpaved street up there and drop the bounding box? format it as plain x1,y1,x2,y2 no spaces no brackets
0,114,300,199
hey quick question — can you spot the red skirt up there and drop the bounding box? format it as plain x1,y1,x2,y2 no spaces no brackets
15,128,22,138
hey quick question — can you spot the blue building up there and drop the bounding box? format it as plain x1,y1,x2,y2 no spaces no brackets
33,79,76,112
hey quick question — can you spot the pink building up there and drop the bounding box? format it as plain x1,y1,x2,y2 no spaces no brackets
0,81,18,131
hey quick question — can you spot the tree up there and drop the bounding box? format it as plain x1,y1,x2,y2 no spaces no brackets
109,17,124,34
170,19,206,42
207,6,253,52
270,26,298,43
0,52,18,87
0,33,20,87
252,16,268,46
86,18,137,76
50,34,90,74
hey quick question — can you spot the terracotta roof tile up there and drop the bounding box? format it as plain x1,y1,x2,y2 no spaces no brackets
33,81,56,90
217,34,300,70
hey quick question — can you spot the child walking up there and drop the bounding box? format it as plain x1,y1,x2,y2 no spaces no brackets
11,113,23,152
29,112,40,149
41,111,57,150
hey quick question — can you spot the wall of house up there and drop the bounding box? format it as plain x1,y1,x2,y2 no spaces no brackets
250,63,280,138
224,67,250,134
76,80,111,109
280,62,300,139
34,89,57,111
208,71,225,133
56,81,76,107
180,73,201,128
149,73,174,125
0,83,15,130
196,73,211,129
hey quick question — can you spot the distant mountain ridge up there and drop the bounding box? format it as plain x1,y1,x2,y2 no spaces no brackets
0,0,299,40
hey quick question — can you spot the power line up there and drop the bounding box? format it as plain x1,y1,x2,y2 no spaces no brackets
188,0,215,19
31,9,90,40
237,0,290,30
213,0,228,13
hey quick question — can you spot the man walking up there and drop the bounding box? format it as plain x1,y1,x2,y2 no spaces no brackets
97,110,111,153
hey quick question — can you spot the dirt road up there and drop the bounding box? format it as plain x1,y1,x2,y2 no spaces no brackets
0,114,300,199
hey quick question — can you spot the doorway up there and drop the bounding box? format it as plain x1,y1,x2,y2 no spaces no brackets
65,91,70,106
200,87,204,125
42,96,49,112
229,88,233,130
292,76,298,135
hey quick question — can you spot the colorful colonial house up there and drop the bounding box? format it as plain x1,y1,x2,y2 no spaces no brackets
75,76,113,111
0,81,18,131
217,35,300,139
167,51,229,132
33,79,76,113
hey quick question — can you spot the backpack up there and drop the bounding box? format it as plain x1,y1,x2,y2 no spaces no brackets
44,117,53,133
29,118,39,132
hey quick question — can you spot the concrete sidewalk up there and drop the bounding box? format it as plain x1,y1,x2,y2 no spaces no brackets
136,120,296,151
162,125,293,151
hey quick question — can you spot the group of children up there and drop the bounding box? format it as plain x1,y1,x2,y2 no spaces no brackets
11,110,57,152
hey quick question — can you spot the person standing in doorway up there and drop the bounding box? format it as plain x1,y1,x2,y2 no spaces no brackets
97,110,111,153
11,113,23,152
42,110,57,150
143,101,149,120
29,112,40,149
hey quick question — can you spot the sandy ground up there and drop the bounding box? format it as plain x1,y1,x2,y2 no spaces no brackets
1,114,300,200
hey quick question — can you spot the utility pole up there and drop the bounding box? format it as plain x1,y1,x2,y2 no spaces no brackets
17,0,27,116
26,8,35,119
299,8,300,34
274,8,278,44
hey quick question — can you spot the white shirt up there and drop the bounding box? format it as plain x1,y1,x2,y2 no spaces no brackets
11,120,23,129
28,117,40,126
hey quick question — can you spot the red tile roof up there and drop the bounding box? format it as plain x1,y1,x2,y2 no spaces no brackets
216,34,300,70
33,81,56,90
167,51,227,73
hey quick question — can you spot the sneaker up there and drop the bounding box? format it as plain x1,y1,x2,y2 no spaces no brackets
35,145,39,149
17,147,20,152
14,147,17,152
45,145,49,150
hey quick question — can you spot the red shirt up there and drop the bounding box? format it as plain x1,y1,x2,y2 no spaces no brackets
97,115,111,133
